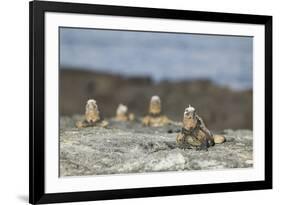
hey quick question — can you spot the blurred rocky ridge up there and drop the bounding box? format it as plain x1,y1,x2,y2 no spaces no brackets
60,68,252,131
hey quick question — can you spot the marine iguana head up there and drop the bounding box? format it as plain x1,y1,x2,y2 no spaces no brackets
85,99,100,122
149,95,161,115
86,99,98,111
116,104,128,116
115,104,130,121
184,105,196,119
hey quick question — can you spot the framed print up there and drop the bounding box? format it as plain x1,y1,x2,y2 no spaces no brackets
29,0,272,204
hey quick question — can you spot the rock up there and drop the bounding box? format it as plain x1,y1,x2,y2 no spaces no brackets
213,134,226,144
60,116,253,176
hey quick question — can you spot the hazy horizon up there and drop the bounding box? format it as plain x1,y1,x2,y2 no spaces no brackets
60,27,253,90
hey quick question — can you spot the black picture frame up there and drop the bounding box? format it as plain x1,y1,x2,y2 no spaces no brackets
29,0,272,204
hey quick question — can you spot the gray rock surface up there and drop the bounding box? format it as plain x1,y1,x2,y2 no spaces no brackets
60,116,253,177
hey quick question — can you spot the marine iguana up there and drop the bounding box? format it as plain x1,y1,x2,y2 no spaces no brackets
142,96,171,127
114,104,135,122
76,99,108,128
176,105,225,150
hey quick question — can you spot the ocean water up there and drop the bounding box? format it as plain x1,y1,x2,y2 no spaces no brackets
60,28,253,90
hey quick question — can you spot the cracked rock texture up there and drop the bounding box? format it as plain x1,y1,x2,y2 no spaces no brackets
60,116,253,177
